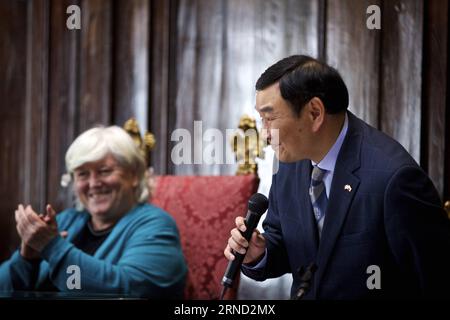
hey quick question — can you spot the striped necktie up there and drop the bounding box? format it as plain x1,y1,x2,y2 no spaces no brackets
309,166,328,232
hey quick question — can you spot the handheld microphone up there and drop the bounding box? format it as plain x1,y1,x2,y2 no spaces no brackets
221,193,269,293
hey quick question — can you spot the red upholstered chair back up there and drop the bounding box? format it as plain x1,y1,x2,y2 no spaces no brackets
151,175,259,300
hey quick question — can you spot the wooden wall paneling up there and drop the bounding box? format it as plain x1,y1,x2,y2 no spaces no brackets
326,0,381,127
220,0,257,176
445,3,450,203
421,0,448,199
380,0,423,163
174,0,226,175
47,0,80,212
166,0,179,175
232,0,321,122
317,0,326,61
0,0,28,260
172,0,320,175
254,0,320,60
244,0,320,115
445,71,450,202
24,0,49,212
150,0,178,174
113,0,149,129
79,0,112,132
260,2,321,111
220,0,321,175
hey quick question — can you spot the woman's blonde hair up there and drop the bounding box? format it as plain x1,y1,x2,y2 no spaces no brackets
63,125,149,209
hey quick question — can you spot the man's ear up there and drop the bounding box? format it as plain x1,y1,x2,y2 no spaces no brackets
307,97,326,132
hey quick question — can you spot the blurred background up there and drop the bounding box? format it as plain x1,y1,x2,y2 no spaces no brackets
0,0,449,298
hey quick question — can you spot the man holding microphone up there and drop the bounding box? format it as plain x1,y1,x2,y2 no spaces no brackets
224,55,450,299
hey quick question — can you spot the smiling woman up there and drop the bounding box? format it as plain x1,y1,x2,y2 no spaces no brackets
66,127,150,230
72,155,136,226
0,126,187,298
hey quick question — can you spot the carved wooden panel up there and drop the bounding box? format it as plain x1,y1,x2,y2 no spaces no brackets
380,0,423,163
326,0,381,127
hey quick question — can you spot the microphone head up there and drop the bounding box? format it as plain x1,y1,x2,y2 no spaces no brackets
248,193,269,215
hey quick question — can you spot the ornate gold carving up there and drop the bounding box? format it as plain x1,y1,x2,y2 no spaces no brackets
123,118,155,166
231,114,265,175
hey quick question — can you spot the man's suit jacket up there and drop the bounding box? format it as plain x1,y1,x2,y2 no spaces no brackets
242,112,450,299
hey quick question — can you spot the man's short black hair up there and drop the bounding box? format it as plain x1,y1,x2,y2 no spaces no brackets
255,55,349,115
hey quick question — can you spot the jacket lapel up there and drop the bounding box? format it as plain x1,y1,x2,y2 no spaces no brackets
313,112,362,294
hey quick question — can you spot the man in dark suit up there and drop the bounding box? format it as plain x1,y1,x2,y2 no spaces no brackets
224,55,450,299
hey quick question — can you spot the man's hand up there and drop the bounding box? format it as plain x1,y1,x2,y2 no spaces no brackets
15,204,59,254
224,216,266,265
